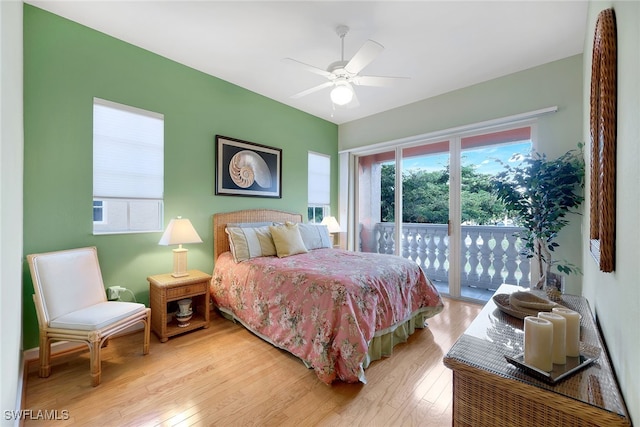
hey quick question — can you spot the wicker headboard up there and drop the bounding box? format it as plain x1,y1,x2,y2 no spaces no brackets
212,209,303,260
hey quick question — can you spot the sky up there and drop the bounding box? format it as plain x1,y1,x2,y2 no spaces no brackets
401,141,532,176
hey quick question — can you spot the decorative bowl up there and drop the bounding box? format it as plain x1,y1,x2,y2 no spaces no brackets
176,311,193,327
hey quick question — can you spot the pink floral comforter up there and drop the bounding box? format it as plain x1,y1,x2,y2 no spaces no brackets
211,248,444,384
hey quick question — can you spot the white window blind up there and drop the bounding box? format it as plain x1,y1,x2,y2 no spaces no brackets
93,98,164,199
93,98,164,234
308,152,330,205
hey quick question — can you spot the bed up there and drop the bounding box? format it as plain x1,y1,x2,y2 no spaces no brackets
211,209,444,384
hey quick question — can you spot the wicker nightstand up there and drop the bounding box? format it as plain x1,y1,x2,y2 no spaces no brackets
147,270,211,342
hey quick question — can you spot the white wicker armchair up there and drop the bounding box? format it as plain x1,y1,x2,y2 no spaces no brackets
27,246,150,386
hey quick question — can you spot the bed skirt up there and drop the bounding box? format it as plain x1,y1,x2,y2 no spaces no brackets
216,307,432,373
363,309,432,368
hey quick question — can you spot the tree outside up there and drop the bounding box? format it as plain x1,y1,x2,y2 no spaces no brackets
380,162,507,225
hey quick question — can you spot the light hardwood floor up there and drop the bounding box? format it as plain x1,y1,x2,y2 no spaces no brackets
23,298,481,426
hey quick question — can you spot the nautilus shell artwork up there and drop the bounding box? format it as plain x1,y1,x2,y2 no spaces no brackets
229,150,272,189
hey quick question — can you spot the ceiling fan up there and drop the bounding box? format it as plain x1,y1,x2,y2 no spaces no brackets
284,25,408,107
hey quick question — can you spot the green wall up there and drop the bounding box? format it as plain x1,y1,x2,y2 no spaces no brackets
22,5,337,350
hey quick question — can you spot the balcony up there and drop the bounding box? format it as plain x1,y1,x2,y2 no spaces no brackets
367,223,531,301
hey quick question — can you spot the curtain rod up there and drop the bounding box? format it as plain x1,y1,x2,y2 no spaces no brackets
339,106,558,155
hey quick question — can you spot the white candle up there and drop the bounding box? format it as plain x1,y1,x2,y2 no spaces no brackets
553,307,582,357
538,312,567,365
524,316,554,372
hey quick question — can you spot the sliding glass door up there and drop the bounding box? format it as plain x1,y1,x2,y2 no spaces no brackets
458,128,533,299
401,141,451,296
354,124,534,302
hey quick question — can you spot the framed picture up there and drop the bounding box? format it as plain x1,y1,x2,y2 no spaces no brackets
215,135,282,198
589,8,616,272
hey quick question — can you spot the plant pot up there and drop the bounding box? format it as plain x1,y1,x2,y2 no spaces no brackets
544,272,565,301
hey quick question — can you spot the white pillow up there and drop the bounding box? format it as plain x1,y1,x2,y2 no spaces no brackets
296,223,332,250
269,223,308,258
225,226,276,263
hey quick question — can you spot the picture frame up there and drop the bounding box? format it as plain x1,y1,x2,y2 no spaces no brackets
215,135,282,198
589,8,616,272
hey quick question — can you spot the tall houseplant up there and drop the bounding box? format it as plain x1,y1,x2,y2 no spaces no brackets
493,144,585,289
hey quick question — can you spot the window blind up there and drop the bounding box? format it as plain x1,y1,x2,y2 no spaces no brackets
308,152,330,205
93,98,164,199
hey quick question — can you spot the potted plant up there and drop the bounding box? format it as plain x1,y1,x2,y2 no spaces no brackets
493,144,585,292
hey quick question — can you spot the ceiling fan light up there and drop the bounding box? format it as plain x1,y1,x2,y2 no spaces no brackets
330,83,354,106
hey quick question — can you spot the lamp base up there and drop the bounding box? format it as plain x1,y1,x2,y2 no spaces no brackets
172,247,189,277
330,232,339,248
171,272,189,278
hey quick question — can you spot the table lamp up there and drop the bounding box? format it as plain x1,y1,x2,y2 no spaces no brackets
158,217,203,277
321,216,341,247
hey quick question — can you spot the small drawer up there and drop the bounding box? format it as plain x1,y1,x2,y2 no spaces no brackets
166,282,206,300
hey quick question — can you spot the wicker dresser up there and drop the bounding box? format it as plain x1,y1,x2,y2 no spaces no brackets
443,284,631,427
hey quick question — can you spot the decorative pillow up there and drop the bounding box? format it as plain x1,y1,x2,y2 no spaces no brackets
269,223,308,258
296,222,332,250
225,226,277,263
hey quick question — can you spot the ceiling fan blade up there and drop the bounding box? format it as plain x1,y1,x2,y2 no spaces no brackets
283,58,332,78
353,75,410,87
344,39,384,75
290,81,334,99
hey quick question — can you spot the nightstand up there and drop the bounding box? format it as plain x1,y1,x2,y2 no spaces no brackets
147,270,211,342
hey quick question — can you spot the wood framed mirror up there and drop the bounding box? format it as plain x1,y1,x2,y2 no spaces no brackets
589,8,617,272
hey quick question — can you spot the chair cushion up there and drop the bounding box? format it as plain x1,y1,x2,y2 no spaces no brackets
49,301,147,331
30,247,107,320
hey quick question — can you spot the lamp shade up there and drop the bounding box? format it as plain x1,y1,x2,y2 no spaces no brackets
321,216,341,233
330,82,354,106
158,217,203,246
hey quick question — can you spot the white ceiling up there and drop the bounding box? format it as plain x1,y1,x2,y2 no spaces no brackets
27,1,588,125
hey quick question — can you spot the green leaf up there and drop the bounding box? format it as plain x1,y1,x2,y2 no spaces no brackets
492,143,585,276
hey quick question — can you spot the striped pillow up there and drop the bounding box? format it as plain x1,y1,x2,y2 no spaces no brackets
225,226,277,263
296,223,332,250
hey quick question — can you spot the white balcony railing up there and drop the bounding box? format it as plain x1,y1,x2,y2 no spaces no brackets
369,223,531,290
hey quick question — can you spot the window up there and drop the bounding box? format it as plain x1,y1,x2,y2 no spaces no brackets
308,151,331,223
93,200,105,223
93,98,164,234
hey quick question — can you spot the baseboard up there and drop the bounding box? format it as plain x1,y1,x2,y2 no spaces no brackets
22,341,86,363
